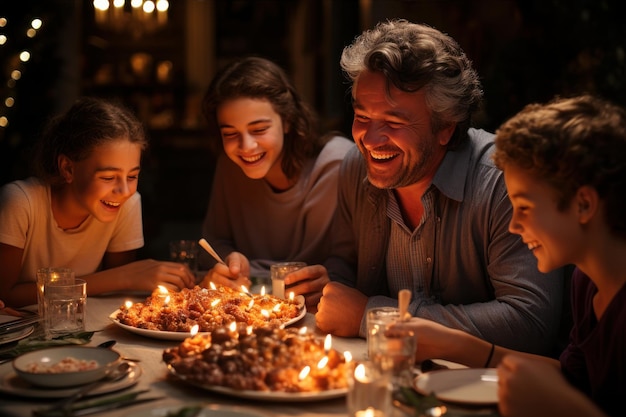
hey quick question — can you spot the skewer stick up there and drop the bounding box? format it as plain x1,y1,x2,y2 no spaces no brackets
199,238,226,265
398,289,412,321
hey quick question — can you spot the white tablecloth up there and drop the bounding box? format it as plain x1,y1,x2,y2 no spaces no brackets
0,294,370,417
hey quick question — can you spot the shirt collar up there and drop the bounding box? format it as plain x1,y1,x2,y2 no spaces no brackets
431,138,471,203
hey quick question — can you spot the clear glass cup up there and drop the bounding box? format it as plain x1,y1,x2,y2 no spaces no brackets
42,278,87,339
366,306,400,358
36,267,75,317
270,262,306,298
369,328,416,389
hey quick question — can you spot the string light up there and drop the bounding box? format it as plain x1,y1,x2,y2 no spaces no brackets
0,15,44,133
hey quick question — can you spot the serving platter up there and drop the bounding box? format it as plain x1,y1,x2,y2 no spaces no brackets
109,304,306,341
413,368,498,405
167,365,347,402
125,404,269,417
0,360,141,399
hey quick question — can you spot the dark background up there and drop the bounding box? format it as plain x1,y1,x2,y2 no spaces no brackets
1,0,624,259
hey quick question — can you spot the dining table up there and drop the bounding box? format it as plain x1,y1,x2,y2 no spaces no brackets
0,293,377,417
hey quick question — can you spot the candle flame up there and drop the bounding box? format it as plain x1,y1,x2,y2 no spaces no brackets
364,408,377,417
164,295,170,305
355,363,367,381
298,327,308,335
157,285,168,295
246,325,253,335
317,356,328,369
261,286,266,296
298,366,310,380
209,282,217,290
124,300,133,309
211,299,220,307
229,322,237,332
344,351,352,363
190,324,199,336
247,299,254,309
288,291,295,301
324,334,332,352
272,304,281,312
261,309,269,318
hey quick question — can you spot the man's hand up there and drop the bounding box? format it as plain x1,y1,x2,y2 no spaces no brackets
283,264,329,313
315,281,368,337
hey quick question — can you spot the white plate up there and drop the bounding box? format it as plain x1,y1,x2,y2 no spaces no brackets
413,368,498,405
109,305,306,341
0,326,34,346
125,404,269,417
0,360,141,398
167,365,346,402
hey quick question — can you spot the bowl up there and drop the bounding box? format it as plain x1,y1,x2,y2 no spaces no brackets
12,346,121,388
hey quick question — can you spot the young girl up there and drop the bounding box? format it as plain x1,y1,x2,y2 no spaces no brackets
198,57,354,310
0,97,195,307
391,95,626,417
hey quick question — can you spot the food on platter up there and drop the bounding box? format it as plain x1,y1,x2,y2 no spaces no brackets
162,325,349,393
115,285,303,333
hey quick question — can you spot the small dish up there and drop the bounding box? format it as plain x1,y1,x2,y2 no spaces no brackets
413,368,498,405
12,346,120,388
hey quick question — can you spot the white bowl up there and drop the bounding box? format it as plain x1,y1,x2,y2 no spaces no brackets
12,346,121,388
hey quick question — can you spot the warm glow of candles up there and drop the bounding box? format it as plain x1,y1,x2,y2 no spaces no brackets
209,282,217,290
260,286,266,296
240,285,250,295
247,299,254,309
288,291,295,301
261,309,269,318
354,407,384,417
298,366,310,380
164,295,170,305
272,304,281,312
229,322,237,333
211,299,220,307
190,324,199,336
324,334,332,353
317,356,329,369
344,351,352,363
298,327,308,335
246,326,253,335
124,300,133,309
354,363,367,381
158,285,168,295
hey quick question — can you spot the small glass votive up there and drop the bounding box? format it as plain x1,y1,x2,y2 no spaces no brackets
347,360,392,417
370,328,416,390
42,278,87,340
366,307,400,358
270,262,306,298
169,240,199,274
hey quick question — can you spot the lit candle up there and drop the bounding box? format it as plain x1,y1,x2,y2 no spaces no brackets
190,324,199,336
354,407,384,417
272,277,285,299
347,362,392,417
324,334,332,354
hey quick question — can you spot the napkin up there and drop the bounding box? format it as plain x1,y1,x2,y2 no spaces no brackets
0,331,94,361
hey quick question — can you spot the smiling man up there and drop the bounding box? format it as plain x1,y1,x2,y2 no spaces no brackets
312,19,565,355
